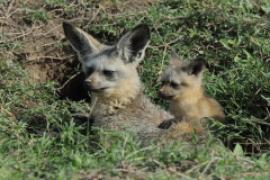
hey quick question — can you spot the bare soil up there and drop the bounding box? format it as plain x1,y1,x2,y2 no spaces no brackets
0,0,157,100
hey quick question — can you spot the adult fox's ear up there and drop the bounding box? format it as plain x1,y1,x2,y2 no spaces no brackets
186,58,206,76
117,24,150,64
62,21,104,57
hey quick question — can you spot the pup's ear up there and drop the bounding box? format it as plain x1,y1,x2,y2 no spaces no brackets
186,58,206,76
169,51,182,66
62,21,104,57
117,24,150,64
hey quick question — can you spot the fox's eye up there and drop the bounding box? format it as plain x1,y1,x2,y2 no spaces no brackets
103,70,115,77
170,82,179,89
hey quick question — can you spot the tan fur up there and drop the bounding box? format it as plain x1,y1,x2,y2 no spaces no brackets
169,86,225,121
86,69,174,140
91,90,173,144
78,36,173,141
93,64,140,104
162,120,204,139
83,62,177,145
92,64,141,115
159,58,225,134
64,22,206,145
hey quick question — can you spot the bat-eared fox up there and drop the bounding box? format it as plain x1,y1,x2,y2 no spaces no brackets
158,55,225,134
63,22,175,143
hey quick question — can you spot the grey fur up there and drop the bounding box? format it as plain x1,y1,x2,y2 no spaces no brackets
63,22,174,145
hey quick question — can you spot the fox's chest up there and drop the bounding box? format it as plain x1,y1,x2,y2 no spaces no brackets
92,109,165,141
92,98,172,131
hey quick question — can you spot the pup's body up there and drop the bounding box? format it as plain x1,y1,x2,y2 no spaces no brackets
159,56,225,133
63,22,172,143
169,86,225,122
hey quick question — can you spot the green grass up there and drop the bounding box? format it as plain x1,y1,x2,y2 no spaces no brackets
24,8,49,24
1,0,270,179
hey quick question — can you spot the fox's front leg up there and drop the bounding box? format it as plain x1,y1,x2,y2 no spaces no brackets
158,118,179,129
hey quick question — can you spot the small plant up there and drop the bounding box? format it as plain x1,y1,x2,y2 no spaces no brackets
25,8,49,23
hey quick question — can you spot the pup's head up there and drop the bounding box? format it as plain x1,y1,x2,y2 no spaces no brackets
63,22,150,99
159,55,205,100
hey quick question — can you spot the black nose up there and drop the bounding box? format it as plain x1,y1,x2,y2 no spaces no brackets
158,92,173,100
158,91,166,98
83,81,92,91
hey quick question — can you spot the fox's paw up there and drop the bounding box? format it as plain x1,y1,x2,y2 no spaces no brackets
158,118,176,129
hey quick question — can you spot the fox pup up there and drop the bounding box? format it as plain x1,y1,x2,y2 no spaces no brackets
158,56,225,134
63,22,173,142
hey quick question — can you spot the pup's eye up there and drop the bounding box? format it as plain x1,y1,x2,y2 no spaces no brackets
170,82,179,89
160,81,166,86
103,70,115,77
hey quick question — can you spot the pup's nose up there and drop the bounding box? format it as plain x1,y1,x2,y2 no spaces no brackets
158,91,173,100
158,90,165,98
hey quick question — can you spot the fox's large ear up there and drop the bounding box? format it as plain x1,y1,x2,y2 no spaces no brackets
186,58,206,76
63,21,104,57
117,24,150,64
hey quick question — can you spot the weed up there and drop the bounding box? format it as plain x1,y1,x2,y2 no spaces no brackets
25,8,49,24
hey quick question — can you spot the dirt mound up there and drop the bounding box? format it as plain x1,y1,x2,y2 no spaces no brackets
1,1,74,83
0,0,157,100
